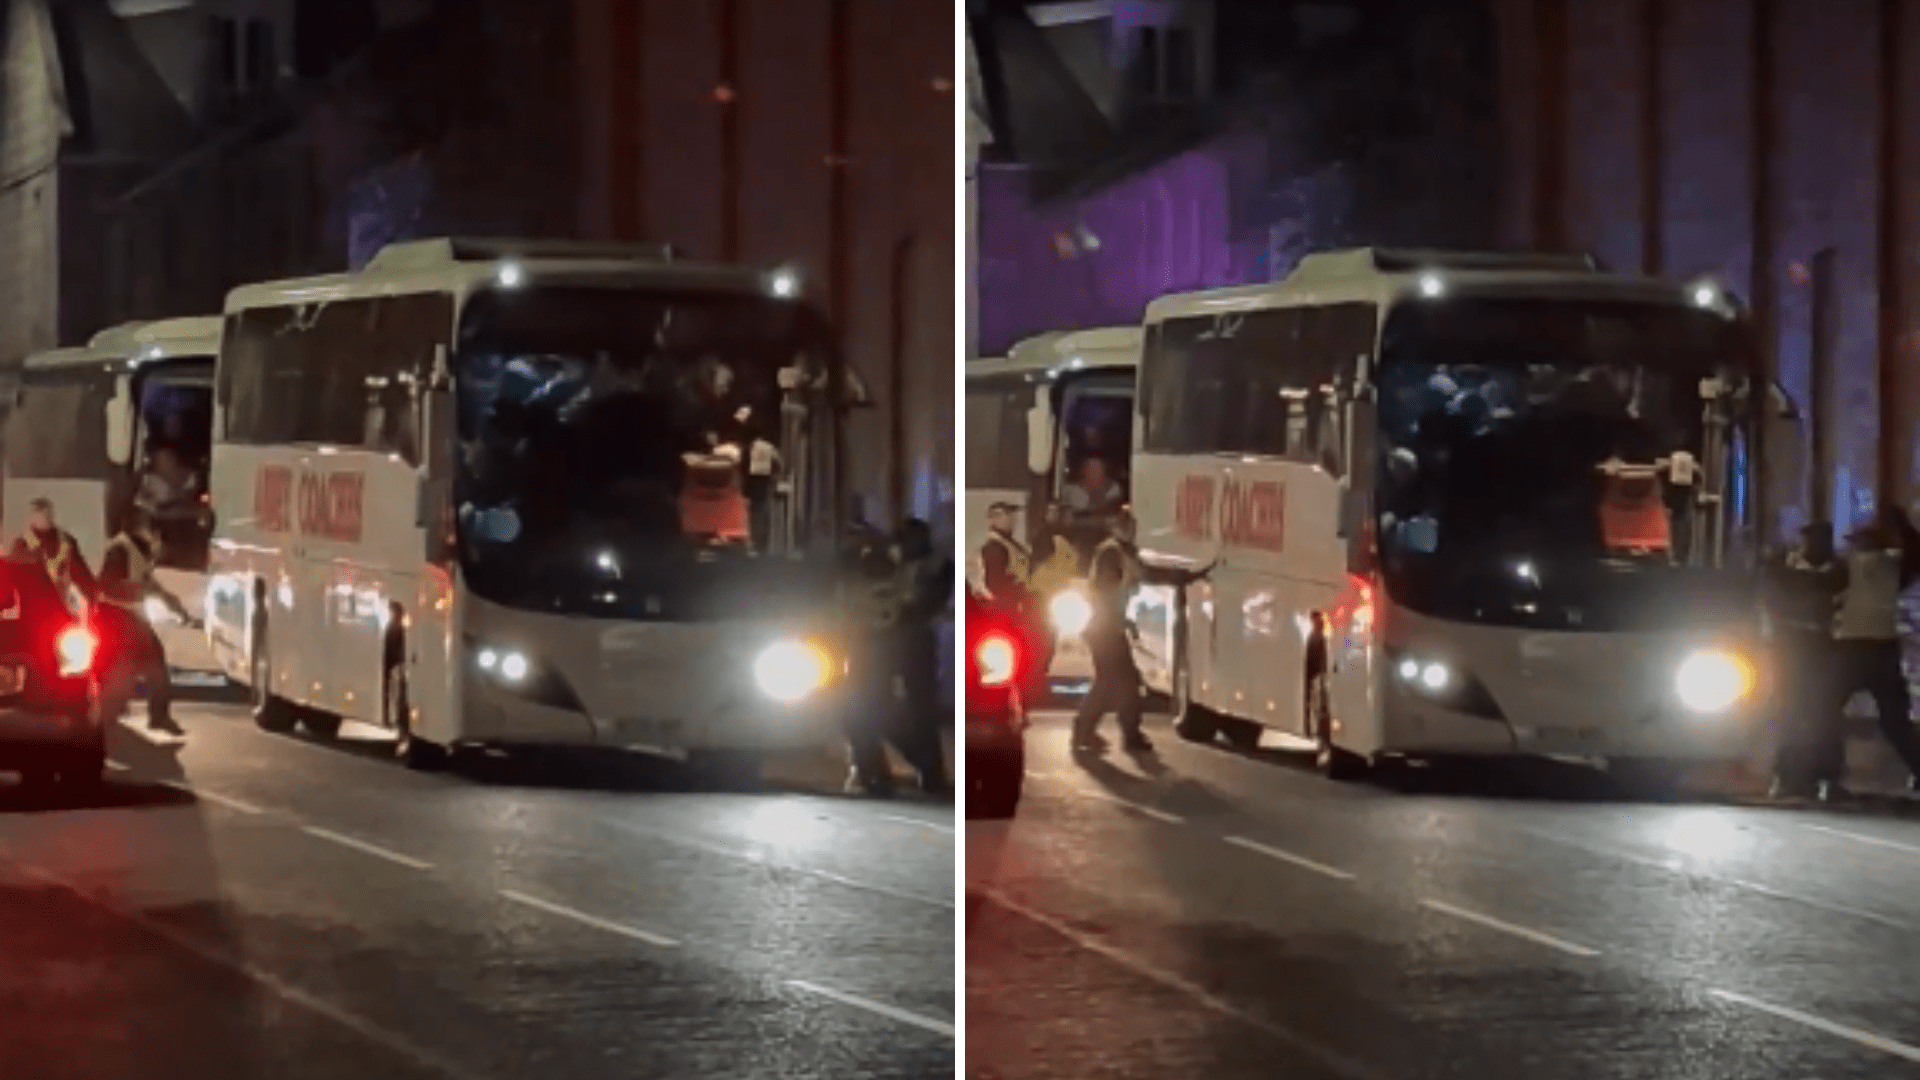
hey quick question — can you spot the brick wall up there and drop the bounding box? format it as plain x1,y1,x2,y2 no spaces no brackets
0,0,66,368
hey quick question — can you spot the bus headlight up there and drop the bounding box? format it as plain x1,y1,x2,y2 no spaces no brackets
1049,589,1092,636
754,639,830,703
476,647,530,683
1675,649,1753,714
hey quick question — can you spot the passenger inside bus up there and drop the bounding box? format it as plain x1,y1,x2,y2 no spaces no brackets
135,383,214,569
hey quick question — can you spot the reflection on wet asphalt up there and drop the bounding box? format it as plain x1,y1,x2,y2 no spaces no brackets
0,703,954,1079
966,710,1920,1080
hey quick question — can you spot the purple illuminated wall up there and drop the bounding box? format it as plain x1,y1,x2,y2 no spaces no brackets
975,133,1266,355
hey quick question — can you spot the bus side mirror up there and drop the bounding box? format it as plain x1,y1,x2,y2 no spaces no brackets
1025,401,1053,476
104,376,135,466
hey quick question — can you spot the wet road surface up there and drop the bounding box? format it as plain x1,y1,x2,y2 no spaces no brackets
0,700,954,1079
966,710,1920,1080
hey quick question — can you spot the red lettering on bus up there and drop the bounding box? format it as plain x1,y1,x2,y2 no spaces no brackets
296,471,365,543
1221,479,1284,552
1174,475,1215,542
254,466,292,532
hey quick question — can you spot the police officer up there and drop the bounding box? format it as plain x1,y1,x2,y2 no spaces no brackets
98,508,196,737
1072,509,1152,753
1766,521,1844,799
979,502,1051,698
10,497,97,610
893,517,951,794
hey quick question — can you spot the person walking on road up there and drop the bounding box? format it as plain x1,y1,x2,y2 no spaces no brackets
97,510,197,737
1071,509,1152,754
1766,521,1844,799
1822,507,1920,799
893,517,951,795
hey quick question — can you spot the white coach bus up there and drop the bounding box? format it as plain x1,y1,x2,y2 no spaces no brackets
965,327,1137,680
207,238,856,775
3,318,222,676
1129,248,1800,784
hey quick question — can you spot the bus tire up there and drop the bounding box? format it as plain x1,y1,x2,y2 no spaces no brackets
1308,667,1367,781
1170,604,1219,744
1220,719,1263,751
301,713,341,740
387,663,445,771
250,622,297,734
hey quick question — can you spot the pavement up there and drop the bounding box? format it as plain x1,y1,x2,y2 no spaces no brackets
966,709,1920,1080
0,697,955,1079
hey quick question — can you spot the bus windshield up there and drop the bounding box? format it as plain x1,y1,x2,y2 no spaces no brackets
7,368,112,481
453,285,841,618
1376,297,1755,629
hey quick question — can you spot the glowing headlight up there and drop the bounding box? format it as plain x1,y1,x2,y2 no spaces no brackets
476,647,530,683
1049,589,1092,636
1675,649,1752,714
754,639,830,703
1398,656,1450,691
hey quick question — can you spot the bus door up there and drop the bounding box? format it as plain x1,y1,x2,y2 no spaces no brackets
129,361,219,674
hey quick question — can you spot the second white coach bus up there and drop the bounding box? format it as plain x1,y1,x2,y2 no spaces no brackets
4,318,222,677
965,327,1137,681
1129,248,1800,783
207,237,856,775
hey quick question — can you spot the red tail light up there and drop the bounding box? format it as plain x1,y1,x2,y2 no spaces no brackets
974,631,1020,688
56,624,97,676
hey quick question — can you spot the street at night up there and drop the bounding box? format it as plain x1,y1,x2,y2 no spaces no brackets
0,702,953,1079
967,710,1920,1080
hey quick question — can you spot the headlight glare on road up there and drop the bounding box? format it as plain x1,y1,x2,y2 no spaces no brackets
1675,649,1752,714
1049,589,1092,636
754,639,830,703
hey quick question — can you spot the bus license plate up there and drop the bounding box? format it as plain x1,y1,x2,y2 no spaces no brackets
0,665,23,696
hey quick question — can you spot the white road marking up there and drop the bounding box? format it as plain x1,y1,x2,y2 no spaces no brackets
1224,836,1357,881
300,826,432,871
7,859,469,1079
159,780,262,815
104,759,129,772
1086,790,1185,825
1799,822,1920,859
983,890,1385,1080
786,979,954,1038
596,817,953,910
1419,898,1600,958
498,888,679,948
1024,769,1054,780
874,813,954,836
1710,988,1920,1063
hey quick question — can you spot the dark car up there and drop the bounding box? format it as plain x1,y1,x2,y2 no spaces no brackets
0,555,105,791
965,591,1026,820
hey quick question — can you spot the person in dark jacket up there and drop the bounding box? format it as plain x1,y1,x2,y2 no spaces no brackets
1767,521,1843,799
10,498,97,608
96,509,197,737
891,517,951,794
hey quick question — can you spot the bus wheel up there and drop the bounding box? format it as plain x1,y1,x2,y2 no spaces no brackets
1308,668,1366,781
301,713,341,740
387,664,445,771
1171,659,1219,744
250,624,297,734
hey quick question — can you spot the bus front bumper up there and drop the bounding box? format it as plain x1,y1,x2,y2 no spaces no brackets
460,678,842,756
1379,691,1764,763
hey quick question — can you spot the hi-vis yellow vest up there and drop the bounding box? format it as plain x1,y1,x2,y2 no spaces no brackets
982,531,1030,589
102,534,154,611
1029,535,1080,595
25,530,76,590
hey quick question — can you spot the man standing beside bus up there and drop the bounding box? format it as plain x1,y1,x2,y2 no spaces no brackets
10,498,97,610
97,509,195,737
1072,509,1152,754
